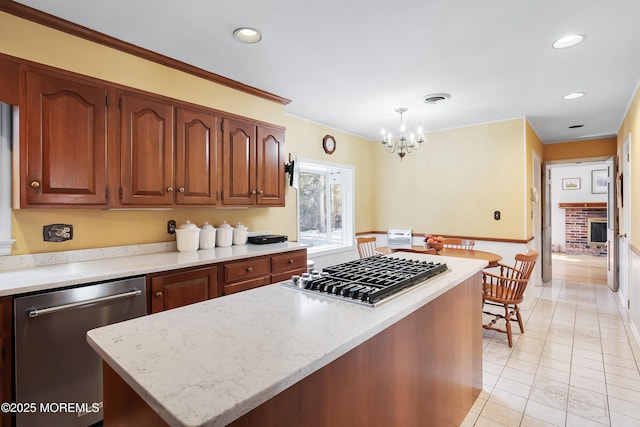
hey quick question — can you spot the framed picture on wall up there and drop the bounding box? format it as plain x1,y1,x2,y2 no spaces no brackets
592,169,607,193
562,178,581,190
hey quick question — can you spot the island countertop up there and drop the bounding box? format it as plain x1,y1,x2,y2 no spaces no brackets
0,242,307,297
87,253,487,427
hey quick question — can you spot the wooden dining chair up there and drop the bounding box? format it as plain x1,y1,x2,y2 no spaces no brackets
443,238,475,249
481,250,538,347
356,236,378,258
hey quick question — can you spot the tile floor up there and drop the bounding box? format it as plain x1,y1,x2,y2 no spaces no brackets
463,276,640,426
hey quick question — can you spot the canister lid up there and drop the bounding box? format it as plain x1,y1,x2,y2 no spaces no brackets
178,220,199,230
201,221,215,230
218,221,232,229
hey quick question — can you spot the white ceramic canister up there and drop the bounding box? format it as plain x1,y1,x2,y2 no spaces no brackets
199,221,216,249
233,222,248,245
215,221,233,247
175,220,200,252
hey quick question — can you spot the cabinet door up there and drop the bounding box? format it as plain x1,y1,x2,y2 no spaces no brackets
23,69,108,206
149,266,219,313
175,108,218,205
256,125,285,206
120,92,174,206
221,118,256,205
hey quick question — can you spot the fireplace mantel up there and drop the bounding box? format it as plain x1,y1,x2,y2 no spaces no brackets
558,202,607,209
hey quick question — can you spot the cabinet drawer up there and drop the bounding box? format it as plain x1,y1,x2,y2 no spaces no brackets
223,276,271,295
271,250,307,274
224,256,270,284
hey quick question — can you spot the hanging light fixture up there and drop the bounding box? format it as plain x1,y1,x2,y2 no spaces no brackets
380,107,424,159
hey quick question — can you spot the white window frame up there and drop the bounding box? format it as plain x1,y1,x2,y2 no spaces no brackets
296,157,354,255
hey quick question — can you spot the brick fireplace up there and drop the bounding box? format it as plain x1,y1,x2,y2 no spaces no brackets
560,203,607,256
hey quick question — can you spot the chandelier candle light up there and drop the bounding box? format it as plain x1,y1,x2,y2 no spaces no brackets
381,107,424,159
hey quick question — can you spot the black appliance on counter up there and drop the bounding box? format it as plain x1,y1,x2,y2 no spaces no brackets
248,234,288,244
282,255,448,306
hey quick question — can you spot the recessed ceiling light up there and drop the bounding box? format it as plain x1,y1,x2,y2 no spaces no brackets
233,28,262,44
552,34,585,49
568,124,584,129
563,92,585,100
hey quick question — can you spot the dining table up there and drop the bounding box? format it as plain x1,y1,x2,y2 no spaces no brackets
376,245,502,268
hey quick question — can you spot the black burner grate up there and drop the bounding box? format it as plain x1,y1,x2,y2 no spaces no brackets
286,255,448,306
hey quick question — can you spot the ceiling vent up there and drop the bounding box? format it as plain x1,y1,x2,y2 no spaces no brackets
423,93,451,104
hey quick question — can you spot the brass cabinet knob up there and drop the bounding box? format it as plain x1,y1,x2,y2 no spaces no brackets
251,190,257,195
259,190,264,194
30,181,40,189
178,187,185,193
155,292,163,297
166,187,173,192
246,267,253,273
288,259,294,264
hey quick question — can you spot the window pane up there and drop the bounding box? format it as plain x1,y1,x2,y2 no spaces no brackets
330,183,342,245
299,172,327,246
297,159,353,250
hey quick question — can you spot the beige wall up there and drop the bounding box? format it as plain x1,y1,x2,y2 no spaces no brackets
543,137,617,161
617,84,640,250
283,117,376,233
2,12,534,255
372,118,528,240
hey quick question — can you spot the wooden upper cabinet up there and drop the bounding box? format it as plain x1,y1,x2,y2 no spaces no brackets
221,118,256,206
175,108,218,205
256,125,285,206
221,118,285,206
22,68,108,206
119,91,174,206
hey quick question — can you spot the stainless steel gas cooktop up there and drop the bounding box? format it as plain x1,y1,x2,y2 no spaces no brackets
282,255,449,306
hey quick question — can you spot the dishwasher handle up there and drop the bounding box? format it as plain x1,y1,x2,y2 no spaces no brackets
27,289,143,318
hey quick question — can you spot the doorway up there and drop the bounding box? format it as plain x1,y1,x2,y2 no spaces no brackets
543,159,613,286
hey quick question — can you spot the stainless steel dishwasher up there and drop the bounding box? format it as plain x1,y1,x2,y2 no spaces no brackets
14,276,147,427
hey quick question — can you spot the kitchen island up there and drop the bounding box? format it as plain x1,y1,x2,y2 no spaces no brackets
87,253,485,427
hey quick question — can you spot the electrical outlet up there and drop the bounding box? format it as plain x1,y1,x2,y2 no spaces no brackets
167,219,176,234
494,211,501,220
43,224,73,242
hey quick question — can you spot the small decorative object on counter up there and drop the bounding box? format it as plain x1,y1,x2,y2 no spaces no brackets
216,221,233,247
424,234,444,252
233,222,248,245
175,221,200,252
199,221,216,249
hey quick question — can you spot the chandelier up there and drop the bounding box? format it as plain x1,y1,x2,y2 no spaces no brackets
380,107,424,159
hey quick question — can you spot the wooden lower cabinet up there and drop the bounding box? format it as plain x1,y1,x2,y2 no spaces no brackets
148,266,220,313
270,249,307,283
222,250,307,294
223,256,271,295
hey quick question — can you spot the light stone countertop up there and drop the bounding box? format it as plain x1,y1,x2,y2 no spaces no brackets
87,252,487,427
0,242,307,297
